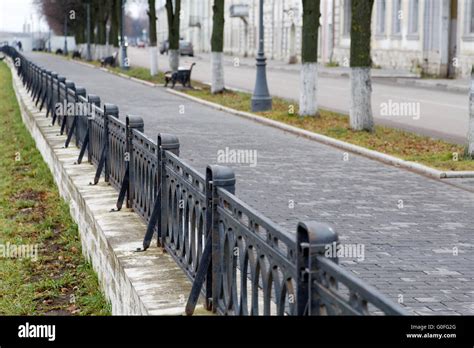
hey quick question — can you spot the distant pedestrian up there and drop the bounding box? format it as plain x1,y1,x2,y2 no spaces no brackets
17,41,23,51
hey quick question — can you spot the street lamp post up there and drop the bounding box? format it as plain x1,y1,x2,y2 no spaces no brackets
86,2,91,61
64,13,68,55
251,0,272,112
120,0,129,70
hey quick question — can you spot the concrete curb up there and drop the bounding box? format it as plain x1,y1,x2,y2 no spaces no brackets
194,55,421,79
165,88,474,179
392,78,469,94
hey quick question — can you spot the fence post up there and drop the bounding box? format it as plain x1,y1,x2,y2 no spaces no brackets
206,165,236,313
296,221,338,316
103,104,119,183
39,70,51,111
86,95,100,164
47,72,58,118
126,116,144,209
75,87,86,147
60,81,75,135
35,68,45,106
52,76,66,125
157,133,180,247
65,86,86,148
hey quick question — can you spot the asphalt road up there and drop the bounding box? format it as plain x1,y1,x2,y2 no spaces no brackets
128,47,469,145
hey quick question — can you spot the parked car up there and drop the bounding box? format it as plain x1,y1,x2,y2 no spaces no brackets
159,39,194,56
136,40,146,48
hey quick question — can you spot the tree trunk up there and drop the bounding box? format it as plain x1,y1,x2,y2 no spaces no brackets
166,0,181,71
211,0,225,93
169,49,180,71
148,0,159,76
468,67,474,157
350,0,375,131
299,0,320,117
109,0,120,47
97,1,109,59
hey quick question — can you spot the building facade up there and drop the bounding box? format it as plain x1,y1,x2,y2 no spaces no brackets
156,0,474,78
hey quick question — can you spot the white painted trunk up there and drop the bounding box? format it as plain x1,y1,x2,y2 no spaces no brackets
350,67,374,131
91,45,97,60
468,74,474,156
169,49,179,72
149,46,159,76
299,63,318,116
97,45,104,59
211,52,225,94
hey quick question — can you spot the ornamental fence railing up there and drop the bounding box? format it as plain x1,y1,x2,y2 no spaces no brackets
1,45,407,316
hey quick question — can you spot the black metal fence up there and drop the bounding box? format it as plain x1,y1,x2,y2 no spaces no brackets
1,45,407,316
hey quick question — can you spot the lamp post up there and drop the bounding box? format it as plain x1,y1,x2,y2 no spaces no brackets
120,0,129,70
251,0,272,112
64,12,68,55
86,1,91,61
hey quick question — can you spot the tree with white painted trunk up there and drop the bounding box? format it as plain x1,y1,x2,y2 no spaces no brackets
468,66,474,157
350,0,375,132
299,0,321,117
166,0,181,72
147,0,159,76
211,0,225,94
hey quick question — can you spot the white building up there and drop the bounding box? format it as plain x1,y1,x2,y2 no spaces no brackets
156,0,474,78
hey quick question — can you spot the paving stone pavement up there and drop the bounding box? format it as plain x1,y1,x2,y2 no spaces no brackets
25,53,474,315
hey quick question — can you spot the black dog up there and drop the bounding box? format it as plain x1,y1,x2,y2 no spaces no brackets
72,50,81,59
100,52,118,67
55,49,63,55
164,63,196,88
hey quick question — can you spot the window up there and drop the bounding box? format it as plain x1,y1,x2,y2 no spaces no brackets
408,0,419,35
343,0,352,36
376,0,386,35
392,0,402,35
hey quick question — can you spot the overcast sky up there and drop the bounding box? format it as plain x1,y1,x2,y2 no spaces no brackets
0,0,48,32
